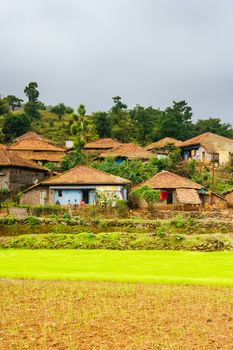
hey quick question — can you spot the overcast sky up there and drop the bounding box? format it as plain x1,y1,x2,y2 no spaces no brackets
1,0,233,124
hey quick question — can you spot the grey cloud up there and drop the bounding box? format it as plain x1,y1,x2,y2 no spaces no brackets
0,0,233,124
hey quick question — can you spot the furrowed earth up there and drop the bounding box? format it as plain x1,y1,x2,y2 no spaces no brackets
0,280,233,350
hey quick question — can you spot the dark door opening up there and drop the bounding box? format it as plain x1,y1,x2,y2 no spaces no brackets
82,190,90,204
167,192,173,204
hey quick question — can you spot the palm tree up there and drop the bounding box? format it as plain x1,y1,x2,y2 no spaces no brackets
77,104,86,140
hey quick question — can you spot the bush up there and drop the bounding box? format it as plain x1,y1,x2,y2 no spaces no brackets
116,200,129,217
171,214,185,228
26,216,39,226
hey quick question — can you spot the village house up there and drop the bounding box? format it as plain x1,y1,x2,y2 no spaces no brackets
132,170,204,210
20,165,130,206
8,132,65,167
0,149,48,194
180,132,233,166
145,137,182,158
97,143,154,163
65,138,122,154
83,138,122,154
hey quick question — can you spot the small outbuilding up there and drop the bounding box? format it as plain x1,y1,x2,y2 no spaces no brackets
132,170,203,210
20,165,130,206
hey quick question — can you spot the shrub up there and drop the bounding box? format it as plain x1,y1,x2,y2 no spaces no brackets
26,216,39,226
157,226,166,238
171,214,185,228
116,200,129,217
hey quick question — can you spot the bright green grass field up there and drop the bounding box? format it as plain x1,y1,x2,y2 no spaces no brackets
0,249,233,285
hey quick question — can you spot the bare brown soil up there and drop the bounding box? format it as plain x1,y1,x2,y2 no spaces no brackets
0,280,233,350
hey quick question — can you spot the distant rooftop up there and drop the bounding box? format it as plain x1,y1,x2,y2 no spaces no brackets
145,137,182,151
98,143,154,160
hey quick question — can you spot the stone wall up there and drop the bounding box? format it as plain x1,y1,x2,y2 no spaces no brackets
8,167,46,193
20,185,50,206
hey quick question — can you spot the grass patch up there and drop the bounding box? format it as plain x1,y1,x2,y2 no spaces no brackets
0,249,233,285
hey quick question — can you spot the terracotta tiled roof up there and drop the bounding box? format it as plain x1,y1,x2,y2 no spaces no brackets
9,132,65,152
43,165,130,185
0,144,7,150
181,132,233,153
135,171,202,189
145,137,182,151
176,188,201,204
9,150,64,162
99,143,154,160
84,138,122,150
0,150,48,171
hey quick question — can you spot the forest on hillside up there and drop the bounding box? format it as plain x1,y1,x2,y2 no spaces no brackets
0,82,233,146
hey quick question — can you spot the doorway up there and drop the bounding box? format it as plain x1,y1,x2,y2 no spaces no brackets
167,192,173,204
82,190,90,204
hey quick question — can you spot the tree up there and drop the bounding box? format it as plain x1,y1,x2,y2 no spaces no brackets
0,97,9,115
193,118,233,139
130,105,161,145
65,106,74,114
109,96,135,142
24,82,39,103
111,96,127,113
158,100,194,140
24,102,40,120
77,104,86,140
131,185,160,211
92,111,111,138
6,95,23,111
69,104,97,150
24,82,40,120
60,150,89,171
51,103,66,120
2,113,31,141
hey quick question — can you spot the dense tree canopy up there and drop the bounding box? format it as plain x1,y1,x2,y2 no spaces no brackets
2,113,31,141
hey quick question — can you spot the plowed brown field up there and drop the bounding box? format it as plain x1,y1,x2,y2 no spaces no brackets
0,280,233,349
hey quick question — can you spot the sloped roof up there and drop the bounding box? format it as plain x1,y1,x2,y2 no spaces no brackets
9,132,65,152
99,143,154,160
135,170,202,189
181,132,233,153
9,150,64,162
0,144,7,150
42,165,130,185
145,137,182,151
176,188,201,204
84,138,122,150
0,150,47,171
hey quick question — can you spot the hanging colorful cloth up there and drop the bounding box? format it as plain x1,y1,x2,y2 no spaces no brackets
160,191,168,201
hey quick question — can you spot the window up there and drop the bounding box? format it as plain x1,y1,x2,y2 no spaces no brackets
58,190,62,197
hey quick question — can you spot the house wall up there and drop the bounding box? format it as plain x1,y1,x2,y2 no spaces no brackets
20,185,127,206
20,186,50,206
182,146,212,162
219,151,231,165
0,167,46,194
